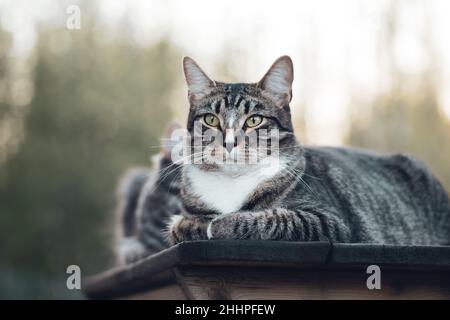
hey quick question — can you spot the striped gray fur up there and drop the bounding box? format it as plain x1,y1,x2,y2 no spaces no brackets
116,153,183,264
115,56,450,264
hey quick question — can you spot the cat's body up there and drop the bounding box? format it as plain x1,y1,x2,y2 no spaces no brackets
282,146,449,244
116,56,450,264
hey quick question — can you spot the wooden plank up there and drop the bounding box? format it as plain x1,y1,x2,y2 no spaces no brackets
83,241,330,299
123,282,187,300
83,241,450,299
176,265,450,300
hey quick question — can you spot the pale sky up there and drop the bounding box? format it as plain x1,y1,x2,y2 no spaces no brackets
1,0,450,144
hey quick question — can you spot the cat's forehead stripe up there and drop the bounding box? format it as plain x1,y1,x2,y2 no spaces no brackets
207,86,262,115
234,95,243,108
244,100,251,114
213,100,221,114
224,96,230,109
207,97,259,115
209,99,223,113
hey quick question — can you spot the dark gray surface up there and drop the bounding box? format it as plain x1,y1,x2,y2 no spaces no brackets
175,240,331,266
83,241,450,299
331,243,450,268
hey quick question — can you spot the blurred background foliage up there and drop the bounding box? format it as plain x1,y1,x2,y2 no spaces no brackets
0,9,180,298
0,1,449,298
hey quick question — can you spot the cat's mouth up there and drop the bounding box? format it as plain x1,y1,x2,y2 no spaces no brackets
201,148,273,166
193,152,284,177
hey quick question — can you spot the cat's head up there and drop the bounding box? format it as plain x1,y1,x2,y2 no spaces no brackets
182,56,298,172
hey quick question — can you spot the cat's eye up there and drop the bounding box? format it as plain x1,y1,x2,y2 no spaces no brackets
203,114,220,127
245,115,263,128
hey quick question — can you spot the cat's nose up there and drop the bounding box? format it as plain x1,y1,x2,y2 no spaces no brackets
223,129,237,153
225,144,234,154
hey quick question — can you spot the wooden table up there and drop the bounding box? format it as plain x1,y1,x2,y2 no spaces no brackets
83,241,450,299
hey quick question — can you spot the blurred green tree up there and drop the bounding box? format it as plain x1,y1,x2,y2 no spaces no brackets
0,28,16,165
346,2,450,191
347,82,450,191
0,18,179,298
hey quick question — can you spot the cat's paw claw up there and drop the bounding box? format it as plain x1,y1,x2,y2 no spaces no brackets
206,222,213,239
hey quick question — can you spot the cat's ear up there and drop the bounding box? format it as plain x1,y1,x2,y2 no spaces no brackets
183,57,215,103
258,55,294,107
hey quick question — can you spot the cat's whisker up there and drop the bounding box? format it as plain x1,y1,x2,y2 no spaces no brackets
281,165,319,199
156,151,204,172
154,153,203,185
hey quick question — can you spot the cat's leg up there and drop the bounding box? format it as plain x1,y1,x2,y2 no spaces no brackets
207,208,351,242
168,214,212,245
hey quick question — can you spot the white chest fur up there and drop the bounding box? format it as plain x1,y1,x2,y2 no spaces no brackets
185,160,282,214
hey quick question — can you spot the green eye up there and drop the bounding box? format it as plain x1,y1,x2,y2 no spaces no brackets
203,114,220,127
245,115,263,128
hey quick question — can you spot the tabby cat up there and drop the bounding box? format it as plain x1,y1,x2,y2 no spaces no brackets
116,56,450,264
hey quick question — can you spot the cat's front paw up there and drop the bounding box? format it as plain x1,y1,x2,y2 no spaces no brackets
207,212,255,240
168,215,210,245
